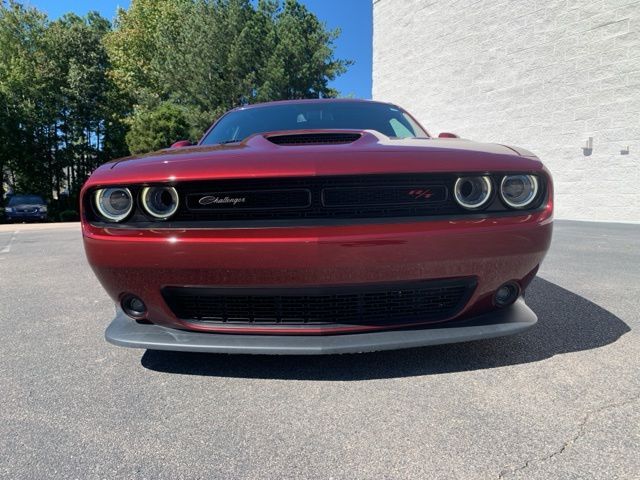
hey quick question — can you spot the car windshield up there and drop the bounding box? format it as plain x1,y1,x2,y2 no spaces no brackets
200,101,429,145
8,195,45,206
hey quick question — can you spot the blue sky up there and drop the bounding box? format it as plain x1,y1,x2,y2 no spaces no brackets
23,0,372,98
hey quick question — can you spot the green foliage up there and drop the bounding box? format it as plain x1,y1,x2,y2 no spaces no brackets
108,0,352,152
0,1,50,197
0,1,121,202
126,102,192,154
0,0,351,218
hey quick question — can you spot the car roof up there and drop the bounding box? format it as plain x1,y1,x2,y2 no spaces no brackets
231,98,400,111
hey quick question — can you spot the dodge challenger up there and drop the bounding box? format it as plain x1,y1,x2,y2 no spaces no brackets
81,99,553,354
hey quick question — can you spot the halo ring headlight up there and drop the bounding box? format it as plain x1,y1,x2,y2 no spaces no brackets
500,175,539,209
141,186,179,220
454,176,493,210
94,187,133,222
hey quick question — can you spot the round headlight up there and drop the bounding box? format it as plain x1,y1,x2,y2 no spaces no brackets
141,186,179,219
500,175,539,209
94,187,133,222
454,176,493,210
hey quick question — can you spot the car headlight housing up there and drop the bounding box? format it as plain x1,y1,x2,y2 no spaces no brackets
500,175,539,209
454,176,493,210
39,206,47,213
94,187,134,222
4,207,13,213
141,186,179,220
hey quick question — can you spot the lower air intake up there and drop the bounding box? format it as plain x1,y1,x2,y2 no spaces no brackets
162,278,476,331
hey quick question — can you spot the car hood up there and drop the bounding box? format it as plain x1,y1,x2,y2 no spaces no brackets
87,130,543,186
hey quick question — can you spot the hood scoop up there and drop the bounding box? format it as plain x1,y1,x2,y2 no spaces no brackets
266,132,362,146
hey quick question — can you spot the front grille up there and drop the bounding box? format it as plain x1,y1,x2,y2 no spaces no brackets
186,189,311,211
162,278,476,330
322,185,448,207
266,133,361,145
85,174,546,226
174,174,459,221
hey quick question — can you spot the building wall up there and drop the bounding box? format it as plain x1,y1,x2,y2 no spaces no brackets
373,0,640,222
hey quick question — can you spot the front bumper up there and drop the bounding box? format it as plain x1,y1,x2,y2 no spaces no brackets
106,297,536,355
84,212,552,334
6,212,47,222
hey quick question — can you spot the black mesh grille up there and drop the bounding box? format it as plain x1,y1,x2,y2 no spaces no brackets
162,278,476,329
266,133,361,145
323,185,447,207
174,174,457,222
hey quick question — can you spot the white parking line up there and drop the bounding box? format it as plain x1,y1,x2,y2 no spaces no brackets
0,231,18,254
0,222,79,232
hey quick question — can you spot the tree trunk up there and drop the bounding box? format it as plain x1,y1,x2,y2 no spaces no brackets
0,160,4,199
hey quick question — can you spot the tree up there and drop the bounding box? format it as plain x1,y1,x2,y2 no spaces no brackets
0,89,7,196
104,0,190,103
0,0,51,196
126,102,192,154
107,0,352,152
0,0,352,220
0,1,126,210
47,12,117,195
255,0,350,100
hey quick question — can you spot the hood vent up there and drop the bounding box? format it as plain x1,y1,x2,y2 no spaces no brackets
266,132,362,146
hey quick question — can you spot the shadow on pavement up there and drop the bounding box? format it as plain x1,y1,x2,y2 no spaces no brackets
141,277,630,380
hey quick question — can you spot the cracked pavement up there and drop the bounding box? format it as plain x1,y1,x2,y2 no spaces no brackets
0,220,638,479
498,394,640,479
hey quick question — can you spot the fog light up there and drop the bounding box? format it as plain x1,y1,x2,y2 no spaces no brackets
494,282,519,307
121,294,147,318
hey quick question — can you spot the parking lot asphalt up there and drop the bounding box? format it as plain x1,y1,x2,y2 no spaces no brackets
0,220,638,479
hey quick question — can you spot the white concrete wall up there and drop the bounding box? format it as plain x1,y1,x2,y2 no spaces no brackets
373,0,640,222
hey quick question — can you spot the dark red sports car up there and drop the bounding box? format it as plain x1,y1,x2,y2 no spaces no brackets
81,99,553,354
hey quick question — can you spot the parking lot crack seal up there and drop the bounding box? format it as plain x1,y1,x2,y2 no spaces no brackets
497,392,640,479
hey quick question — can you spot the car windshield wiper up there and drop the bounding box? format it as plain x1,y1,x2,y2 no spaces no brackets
217,139,241,144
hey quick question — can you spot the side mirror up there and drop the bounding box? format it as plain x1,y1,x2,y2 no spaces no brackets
170,140,193,148
438,132,459,139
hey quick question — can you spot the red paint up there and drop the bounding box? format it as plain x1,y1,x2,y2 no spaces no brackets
170,140,193,148
81,99,553,335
